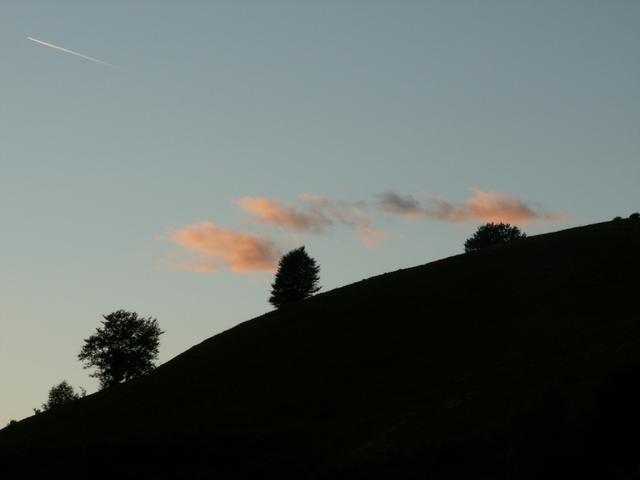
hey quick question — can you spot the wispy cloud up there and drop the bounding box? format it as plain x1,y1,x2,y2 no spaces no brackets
237,197,331,233
297,194,390,248
359,224,392,249
166,189,565,274
376,191,424,220
238,194,391,248
378,189,565,224
27,36,118,68
170,222,281,273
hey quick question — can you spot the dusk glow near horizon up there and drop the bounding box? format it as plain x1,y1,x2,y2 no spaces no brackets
1,1,639,426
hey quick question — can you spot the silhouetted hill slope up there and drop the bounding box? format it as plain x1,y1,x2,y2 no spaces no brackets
3,219,640,479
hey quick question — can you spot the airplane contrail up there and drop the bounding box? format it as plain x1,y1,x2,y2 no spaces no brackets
27,36,118,68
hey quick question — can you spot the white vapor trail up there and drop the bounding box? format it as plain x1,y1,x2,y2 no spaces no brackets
27,36,118,68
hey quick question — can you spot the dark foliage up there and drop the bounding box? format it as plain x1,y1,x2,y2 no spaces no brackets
464,222,526,252
613,216,623,222
630,212,640,220
41,381,85,411
78,310,163,389
269,246,321,308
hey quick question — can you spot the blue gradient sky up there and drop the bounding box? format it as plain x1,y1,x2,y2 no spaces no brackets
2,1,639,425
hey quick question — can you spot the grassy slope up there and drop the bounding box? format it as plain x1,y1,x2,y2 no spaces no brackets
2,219,640,478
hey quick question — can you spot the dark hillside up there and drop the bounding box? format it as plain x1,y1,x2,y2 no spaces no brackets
2,219,640,478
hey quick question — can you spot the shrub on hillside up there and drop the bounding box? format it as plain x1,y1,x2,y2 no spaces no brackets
41,381,85,411
464,222,526,253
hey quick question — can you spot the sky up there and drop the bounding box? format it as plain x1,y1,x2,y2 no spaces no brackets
1,0,639,425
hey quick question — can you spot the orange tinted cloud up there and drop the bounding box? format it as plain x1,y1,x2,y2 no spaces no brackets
168,189,562,275
171,221,281,273
298,194,369,227
379,189,564,225
463,189,564,223
237,197,331,232
359,225,392,248
245,194,392,249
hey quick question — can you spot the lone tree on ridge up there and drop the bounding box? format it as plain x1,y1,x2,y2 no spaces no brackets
464,222,526,253
269,246,321,309
78,310,163,389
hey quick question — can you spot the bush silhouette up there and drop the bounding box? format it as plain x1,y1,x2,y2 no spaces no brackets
78,310,163,389
269,246,321,309
630,212,640,221
464,222,526,253
41,381,85,411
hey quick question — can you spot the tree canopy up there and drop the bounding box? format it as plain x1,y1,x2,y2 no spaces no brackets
269,246,321,308
41,381,84,411
78,310,163,389
464,222,526,253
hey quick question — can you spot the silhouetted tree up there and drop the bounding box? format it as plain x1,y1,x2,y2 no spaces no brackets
630,212,640,221
78,310,163,389
41,381,85,411
269,246,321,308
464,222,526,253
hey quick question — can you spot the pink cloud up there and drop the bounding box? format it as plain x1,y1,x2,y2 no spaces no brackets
171,221,281,273
359,225,392,248
462,189,563,223
298,194,368,227
379,189,565,225
266,194,392,249
237,197,331,232
165,189,564,275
